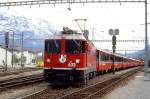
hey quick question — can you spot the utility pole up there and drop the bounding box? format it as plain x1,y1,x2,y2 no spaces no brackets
12,31,14,68
5,32,9,71
21,32,24,69
144,0,149,80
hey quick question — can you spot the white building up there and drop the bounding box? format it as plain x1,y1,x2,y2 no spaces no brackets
14,49,41,66
0,45,12,67
0,45,42,67
23,50,37,65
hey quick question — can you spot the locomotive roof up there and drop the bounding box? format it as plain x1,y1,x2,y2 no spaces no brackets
46,27,88,40
45,33,86,40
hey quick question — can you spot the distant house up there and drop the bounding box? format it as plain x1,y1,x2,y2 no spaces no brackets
22,50,37,65
0,45,12,67
0,44,43,68
13,47,42,66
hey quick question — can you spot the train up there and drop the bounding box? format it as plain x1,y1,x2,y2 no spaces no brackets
44,27,144,85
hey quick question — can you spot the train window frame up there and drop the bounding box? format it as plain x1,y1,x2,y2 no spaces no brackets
96,52,99,61
45,39,61,54
99,52,105,61
65,39,85,54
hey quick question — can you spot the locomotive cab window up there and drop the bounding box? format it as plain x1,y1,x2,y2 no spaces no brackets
45,40,61,54
65,40,85,54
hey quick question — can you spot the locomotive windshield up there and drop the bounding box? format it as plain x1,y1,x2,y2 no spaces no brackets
45,40,60,53
65,40,85,54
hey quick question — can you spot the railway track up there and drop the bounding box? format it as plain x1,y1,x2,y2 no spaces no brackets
20,85,81,99
0,73,44,91
58,67,141,99
0,68,42,77
21,67,141,99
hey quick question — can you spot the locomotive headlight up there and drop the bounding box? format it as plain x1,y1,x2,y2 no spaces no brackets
46,59,51,63
75,59,80,64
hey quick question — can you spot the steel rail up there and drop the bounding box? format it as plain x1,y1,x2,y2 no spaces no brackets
0,68,42,77
20,86,77,99
0,73,43,91
57,67,141,99
85,67,141,99
19,67,142,99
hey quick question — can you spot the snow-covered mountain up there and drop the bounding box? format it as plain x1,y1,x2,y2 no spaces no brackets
0,11,59,51
127,46,150,60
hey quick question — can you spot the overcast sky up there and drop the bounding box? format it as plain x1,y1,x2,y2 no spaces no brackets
0,2,149,53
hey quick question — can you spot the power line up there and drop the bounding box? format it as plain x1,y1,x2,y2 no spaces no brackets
92,39,145,42
0,0,145,7
3,38,148,42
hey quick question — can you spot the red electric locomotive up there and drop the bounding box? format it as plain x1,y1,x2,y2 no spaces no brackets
44,27,97,85
44,27,143,85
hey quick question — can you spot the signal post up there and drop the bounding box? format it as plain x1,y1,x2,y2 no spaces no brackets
109,29,119,74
